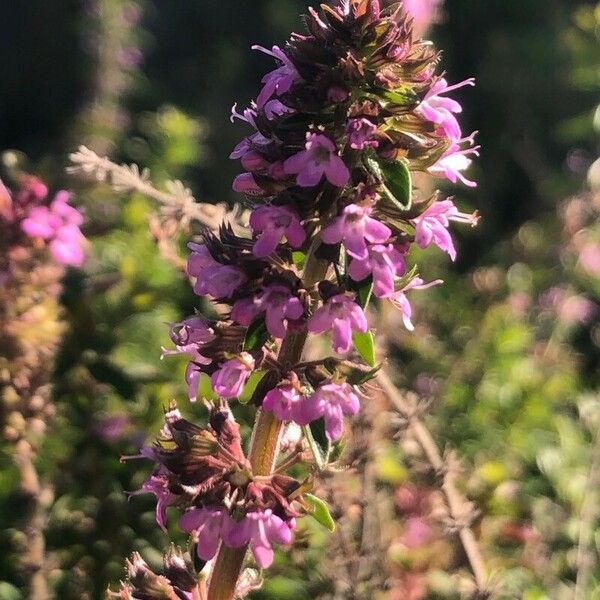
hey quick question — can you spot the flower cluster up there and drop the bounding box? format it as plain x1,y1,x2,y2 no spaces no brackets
136,406,302,569
128,0,479,594
1,175,85,267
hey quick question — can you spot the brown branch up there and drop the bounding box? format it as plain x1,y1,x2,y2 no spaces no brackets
377,370,490,596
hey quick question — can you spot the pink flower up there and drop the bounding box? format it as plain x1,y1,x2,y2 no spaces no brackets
321,203,391,260
390,277,443,330
284,133,350,188
428,134,480,187
346,118,378,150
187,243,247,298
253,45,300,108
21,191,85,266
403,0,443,35
249,205,306,257
231,284,304,339
262,377,304,421
180,507,228,561
412,199,478,261
418,77,475,142
224,509,294,569
348,243,406,298
308,293,368,354
211,353,255,398
294,381,360,441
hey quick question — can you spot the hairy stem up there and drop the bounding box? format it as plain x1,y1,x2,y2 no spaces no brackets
14,439,53,600
377,371,488,593
207,252,329,600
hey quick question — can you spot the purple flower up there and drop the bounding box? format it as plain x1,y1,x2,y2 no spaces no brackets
252,45,300,108
211,353,255,398
232,284,304,339
295,381,360,441
418,77,475,142
223,509,294,569
346,118,378,150
308,293,368,354
161,317,214,360
262,377,304,421
412,199,478,261
321,203,391,260
187,243,247,298
284,133,350,188
161,317,214,401
249,205,306,257
180,507,228,561
390,277,443,330
139,473,177,531
348,243,406,298
428,134,480,187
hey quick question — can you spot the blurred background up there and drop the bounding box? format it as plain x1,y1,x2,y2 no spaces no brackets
1,1,600,598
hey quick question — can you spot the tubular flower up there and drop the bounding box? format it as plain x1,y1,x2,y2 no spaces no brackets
231,284,304,339
308,293,368,354
180,506,229,561
295,381,360,441
187,242,247,298
346,117,379,150
428,134,480,187
412,200,479,261
417,78,475,142
348,243,407,298
390,277,444,331
262,375,304,421
211,353,255,398
321,203,391,260
223,509,294,569
249,205,306,257
283,133,350,188
253,45,301,108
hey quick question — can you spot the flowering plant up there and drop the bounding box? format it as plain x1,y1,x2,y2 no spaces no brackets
115,1,478,598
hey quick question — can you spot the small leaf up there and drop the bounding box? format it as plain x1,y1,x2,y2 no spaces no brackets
349,275,373,310
243,319,269,352
380,159,412,210
365,155,412,212
303,420,330,470
239,370,267,404
352,331,376,367
305,494,336,532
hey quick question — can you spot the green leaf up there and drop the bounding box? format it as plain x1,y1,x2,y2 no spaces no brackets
349,275,373,310
303,419,330,470
305,493,336,532
380,159,412,210
238,369,267,404
243,318,269,352
353,331,376,367
365,155,412,211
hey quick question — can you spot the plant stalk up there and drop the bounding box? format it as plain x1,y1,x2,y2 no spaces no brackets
207,253,329,600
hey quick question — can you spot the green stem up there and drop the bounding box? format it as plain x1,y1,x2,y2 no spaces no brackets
207,252,329,600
